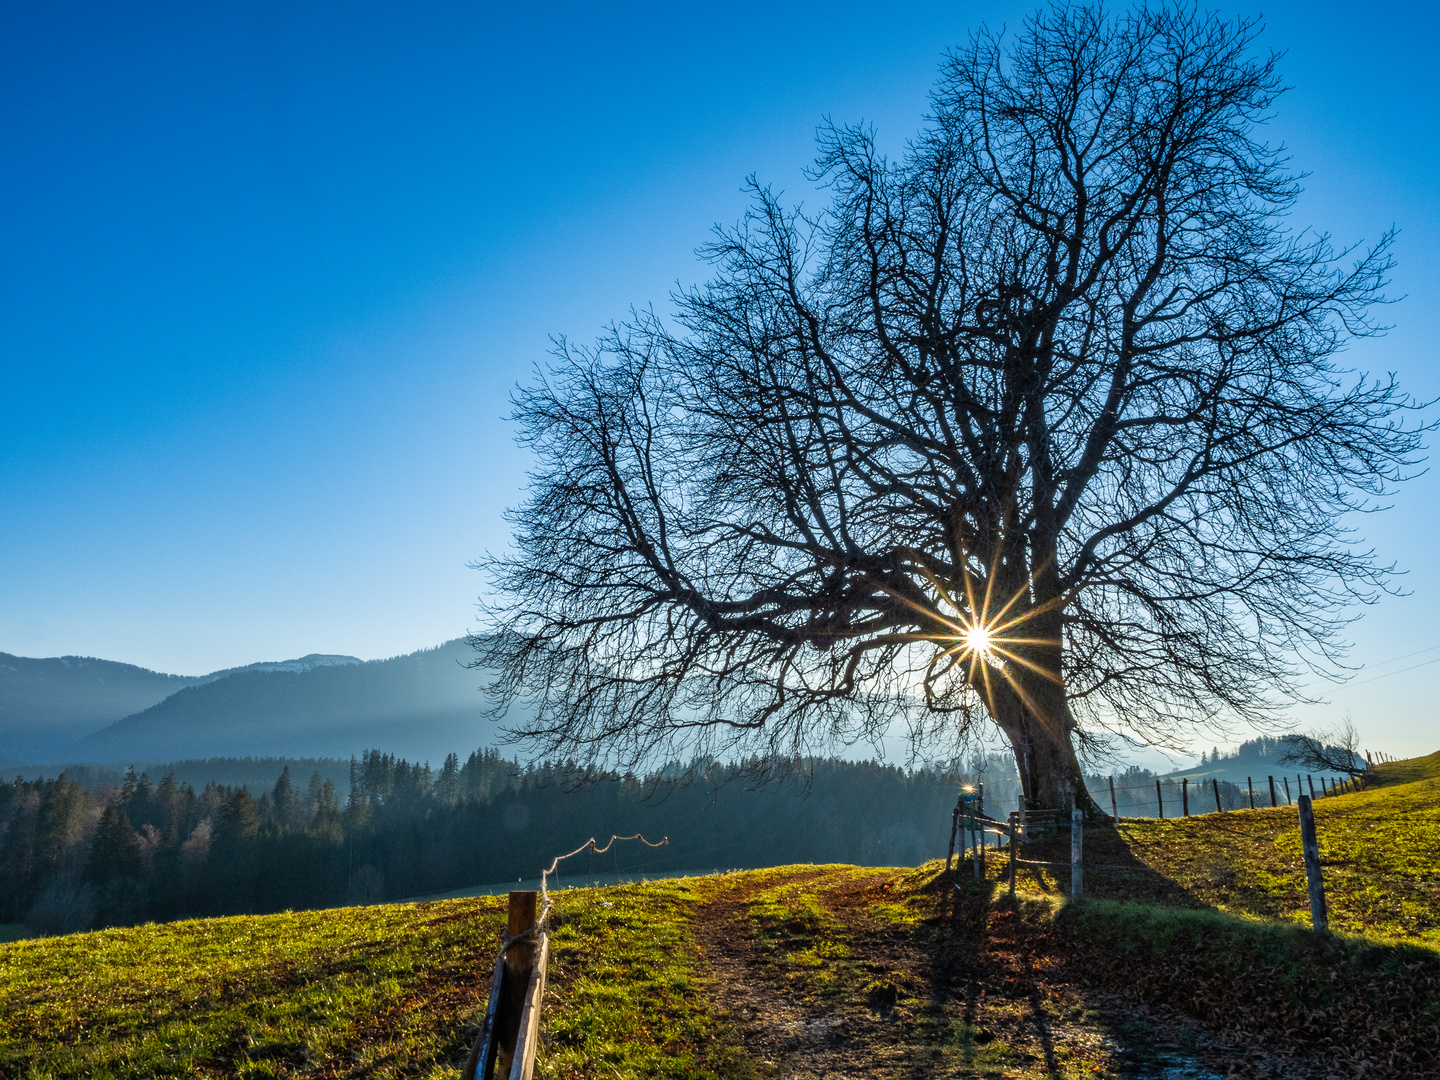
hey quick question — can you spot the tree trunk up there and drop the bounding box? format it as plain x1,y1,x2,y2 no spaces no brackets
988,675,1094,815
978,600,1099,816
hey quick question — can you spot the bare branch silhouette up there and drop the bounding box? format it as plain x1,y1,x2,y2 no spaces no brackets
474,4,1427,813
1282,717,1366,776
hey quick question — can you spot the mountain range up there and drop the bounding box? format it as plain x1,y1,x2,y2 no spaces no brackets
0,639,505,766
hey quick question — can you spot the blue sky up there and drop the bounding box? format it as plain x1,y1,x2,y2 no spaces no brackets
2,2,1437,756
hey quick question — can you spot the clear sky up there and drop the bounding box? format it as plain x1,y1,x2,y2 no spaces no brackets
2,2,1436,756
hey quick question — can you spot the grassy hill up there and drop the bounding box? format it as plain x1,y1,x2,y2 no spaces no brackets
4,754,1438,1079
1058,749,1440,942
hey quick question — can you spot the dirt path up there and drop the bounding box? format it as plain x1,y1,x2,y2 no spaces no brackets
686,867,1279,1080
692,868,894,1079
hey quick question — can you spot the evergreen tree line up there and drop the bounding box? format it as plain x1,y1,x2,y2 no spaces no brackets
1195,736,1293,768
0,750,979,934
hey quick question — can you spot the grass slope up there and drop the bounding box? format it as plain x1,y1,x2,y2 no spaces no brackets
1053,749,1440,942
3,753,1437,1079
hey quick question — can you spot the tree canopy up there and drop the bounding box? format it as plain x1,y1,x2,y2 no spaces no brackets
476,4,1426,810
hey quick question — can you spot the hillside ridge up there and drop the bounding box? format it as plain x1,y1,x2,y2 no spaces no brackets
71,637,497,764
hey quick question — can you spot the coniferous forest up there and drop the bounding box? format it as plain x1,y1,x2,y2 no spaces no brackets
0,751,976,934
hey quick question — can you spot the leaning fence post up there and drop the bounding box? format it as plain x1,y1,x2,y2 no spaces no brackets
472,889,543,1080
1109,775,1119,822
1297,795,1328,933
1212,777,1221,813
1182,777,1189,817
1247,776,1255,809
1268,775,1278,808
1071,809,1083,899
1282,775,1292,805
1307,774,1315,798
1155,778,1164,819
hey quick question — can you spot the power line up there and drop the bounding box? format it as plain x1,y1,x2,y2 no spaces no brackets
1358,641,1440,671
1350,653,1440,687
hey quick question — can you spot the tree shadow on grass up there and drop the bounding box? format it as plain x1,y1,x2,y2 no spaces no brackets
907,835,1440,1079
908,845,1235,1078
1008,822,1212,909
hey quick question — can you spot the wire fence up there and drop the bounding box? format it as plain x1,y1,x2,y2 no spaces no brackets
1100,770,1366,820
944,767,1374,908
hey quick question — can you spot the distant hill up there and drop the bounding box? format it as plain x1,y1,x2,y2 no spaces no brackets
69,639,501,765
0,654,205,761
0,649,374,764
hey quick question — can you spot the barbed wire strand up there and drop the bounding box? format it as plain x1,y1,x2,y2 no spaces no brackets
498,833,669,954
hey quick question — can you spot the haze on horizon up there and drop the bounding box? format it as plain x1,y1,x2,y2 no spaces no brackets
2,2,1437,757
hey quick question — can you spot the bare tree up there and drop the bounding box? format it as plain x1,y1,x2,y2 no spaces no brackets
1281,717,1366,777
475,4,1425,812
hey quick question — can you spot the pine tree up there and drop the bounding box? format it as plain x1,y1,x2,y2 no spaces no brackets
437,753,461,805
87,807,143,885
272,767,295,830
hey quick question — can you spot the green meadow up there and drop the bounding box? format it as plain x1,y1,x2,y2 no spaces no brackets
3,754,1438,1079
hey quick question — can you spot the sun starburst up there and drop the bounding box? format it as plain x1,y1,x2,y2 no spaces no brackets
962,622,993,658
862,537,1068,725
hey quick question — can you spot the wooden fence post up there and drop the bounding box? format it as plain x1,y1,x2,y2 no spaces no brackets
1109,775,1119,823
977,784,985,878
1282,776,1292,805
1007,813,1018,897
1268,775,1278,808
1071,809,1083,900
1212,777,1221,813
482,890,541,1080
946,806,959,874
1307,774,1315,798
972,808,981,881
1247,777,1255,809
1182,777,1189,817
1155,778,1164,819
1297,795,1328,934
